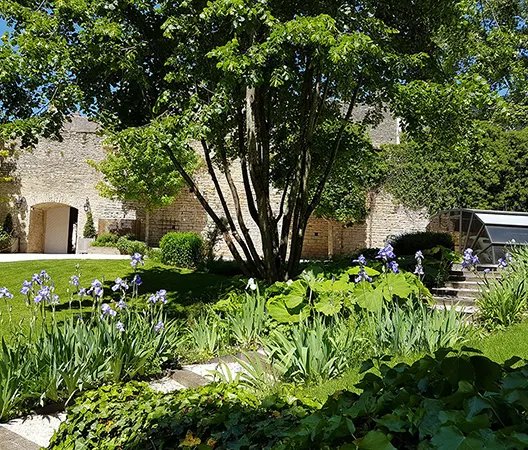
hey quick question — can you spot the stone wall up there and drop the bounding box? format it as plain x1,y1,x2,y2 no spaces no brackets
0,115,138,252
0,112,429,258
300,190,429,259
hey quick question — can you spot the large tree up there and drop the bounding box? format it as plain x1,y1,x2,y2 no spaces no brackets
0,0,496,280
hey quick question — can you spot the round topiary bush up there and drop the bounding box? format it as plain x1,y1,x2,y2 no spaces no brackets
160,232,203,268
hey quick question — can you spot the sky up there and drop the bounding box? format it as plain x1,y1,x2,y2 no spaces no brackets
0,19,9,36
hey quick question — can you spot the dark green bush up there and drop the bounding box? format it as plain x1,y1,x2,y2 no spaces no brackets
116,236,148,256
2,213,13,235
91,232,119,247
389,231,454,256
160,232,203,268
0,231,11,251
49,350,528,450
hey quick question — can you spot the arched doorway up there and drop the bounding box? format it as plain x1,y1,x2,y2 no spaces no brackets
27,203,79,253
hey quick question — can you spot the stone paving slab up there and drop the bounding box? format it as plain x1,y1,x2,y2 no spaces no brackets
0,414,65,449
0,427,40,450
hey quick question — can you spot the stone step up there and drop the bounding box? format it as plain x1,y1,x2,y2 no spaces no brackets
444,281,483,289
431,287,482,298
433,296,476,307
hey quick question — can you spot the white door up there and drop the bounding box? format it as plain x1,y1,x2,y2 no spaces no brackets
44,206,71,253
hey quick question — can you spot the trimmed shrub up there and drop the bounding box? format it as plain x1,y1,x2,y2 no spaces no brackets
91,232,119,247
83,212,97,238
160,232,203,268
389,231,454,256
116,236,148,256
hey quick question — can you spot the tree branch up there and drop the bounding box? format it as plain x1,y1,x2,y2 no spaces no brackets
306,80,362,217
163,144,252,275
201,138,263,276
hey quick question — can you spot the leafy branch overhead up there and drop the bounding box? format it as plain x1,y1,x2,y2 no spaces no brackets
0,0,504,280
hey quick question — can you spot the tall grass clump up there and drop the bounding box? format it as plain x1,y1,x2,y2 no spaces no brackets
477,248,528,328
370,301,474,356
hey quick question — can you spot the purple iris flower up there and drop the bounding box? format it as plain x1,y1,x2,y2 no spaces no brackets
37,286,51,303
117,299,127,310
40,270,51,282
414,265,424,276
70,275,80,287
147,289,168,305
461,248,479,269
355,267,372,283
131,253,144,268
376,244,396,262
353,254,367,266
111,277,129,292
154,321,164,332
0,287,13,299
88,279,103,297
415,250,424,264
20,280,32,295
388,261,400,274
101,303,117,318
131,274,142,286
32,273,42,285
116,322,125,333
78,287,87,297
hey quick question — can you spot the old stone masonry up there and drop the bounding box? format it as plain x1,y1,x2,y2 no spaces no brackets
0,114,428,257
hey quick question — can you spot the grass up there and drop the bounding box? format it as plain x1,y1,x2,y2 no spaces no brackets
467,320,528,362
0,259,240,336
295,321,528,403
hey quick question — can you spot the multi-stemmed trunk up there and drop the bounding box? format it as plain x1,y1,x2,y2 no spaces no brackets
164,80,360,282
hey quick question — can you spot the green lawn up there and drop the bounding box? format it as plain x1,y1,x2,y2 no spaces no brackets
295,321,528,402
0,259,239,336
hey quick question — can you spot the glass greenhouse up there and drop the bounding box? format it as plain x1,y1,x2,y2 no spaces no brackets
427,209,528,264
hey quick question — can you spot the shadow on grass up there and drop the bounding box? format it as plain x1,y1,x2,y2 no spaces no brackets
116,266,244,318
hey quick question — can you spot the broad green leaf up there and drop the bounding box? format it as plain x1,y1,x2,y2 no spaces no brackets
356,288,384,313
348,266,380,277
354,430,395,450
314,295,343,316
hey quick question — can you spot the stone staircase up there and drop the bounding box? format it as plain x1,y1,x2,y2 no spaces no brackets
431,265,499,309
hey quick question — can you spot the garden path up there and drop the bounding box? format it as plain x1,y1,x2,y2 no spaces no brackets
0,253,129,262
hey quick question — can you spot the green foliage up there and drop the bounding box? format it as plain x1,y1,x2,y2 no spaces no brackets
90,232,119,248
88,127,198,211
229,292,267,350
370,301,474,356
266,265,432,323
49,351,528,449
83,212,96,239
0,0,500,280
477,247,528,329
386,122,528,214
0,269,181,421
116,236,148,256
2,213,13,235
160,232,203,269
0,231,11,251
265,315,362,383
